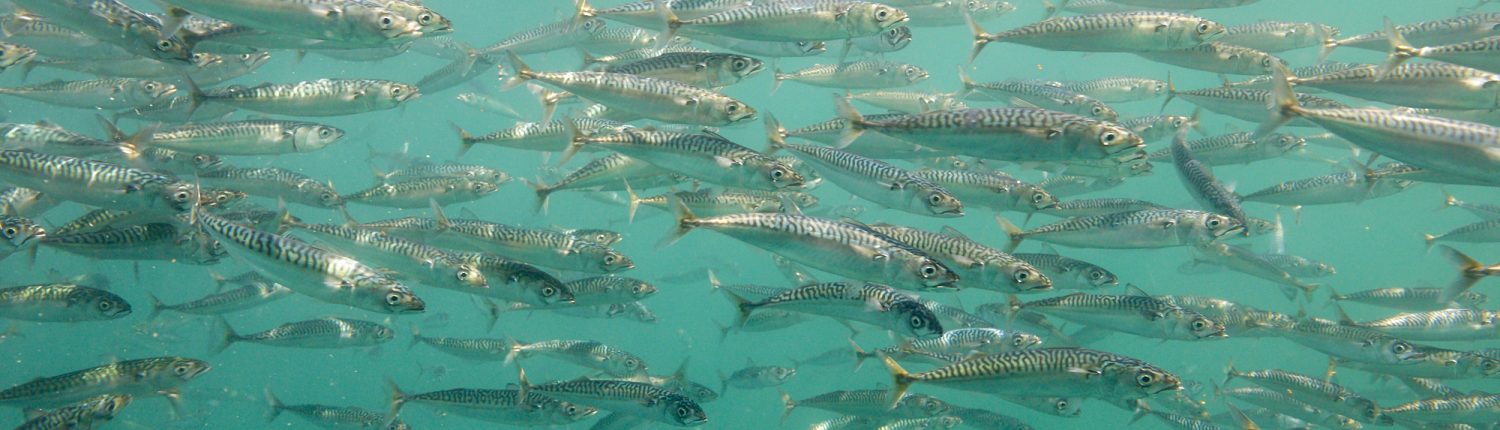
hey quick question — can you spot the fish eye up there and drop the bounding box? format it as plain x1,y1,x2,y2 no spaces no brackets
216,194,229,203
675,406,690,418
771,169,784,179
909,316,926,327
1056,399,1069,410
457,271,470,280
1261,58,1273,67
98,301,112,310
1172,119,1185,127
321,192,336,201
1090,271,1105,280
541,286,557,297
380,16,394,27
319,128,333,138
418,13,433,24
1137,373,1155,386
1192,319,1208,330
604,255,617,264
157,40,173,50
174,191,191,201
391,87,404,95
920,264,937,277
733,59,747,70
726,104,738,113
2,227,15,238
1197,23,1211,33
144,82,157,91
1207,219,1221,228
1032,193,1045,203
193,155,209,163
1014,270,1030,282
1100,132,1117,144
1393,343,1409,354
566,406,578,414
928,194,942,205
876,9,889,20
386,293,403,305
1091,106,1103,115
241,53,254,60
174,365,190,375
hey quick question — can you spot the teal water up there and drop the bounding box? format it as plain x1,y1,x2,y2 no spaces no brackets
3,0,1499,429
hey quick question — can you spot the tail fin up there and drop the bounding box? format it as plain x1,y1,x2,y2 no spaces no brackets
771,69,786,95
383,378,409,429
500,51,533,92
407,325,422,350
964,7,995,64
763,113,789,154
879,353,915,409
1377,18,1417,81
993,215,1025,252
1439,245,1489,304
1252,63,1302,139
848,338,872,371
955,65,978,100
624,179,642,223
722,289,754,330
657,198,698,249
98,115,154,160
1221,359,1240,386
264,388,284,423
213,316,238,354
524,178,554,216
451,122,479,157
832,96,866,149
1159,71,1177,113
503,337,524,366
655,0,684,50
1440,187,1459,212
146,293,166,320
779,389,796,425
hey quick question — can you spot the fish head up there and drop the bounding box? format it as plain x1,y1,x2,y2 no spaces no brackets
585,244,634,273
854,4,909,33
607,352,649,377
451,263,488,289
1198,213,1243,240
570,229,622,246
235,51,273,70
291,124,345,152
1352,399,1390,425
918,187,964,217
973,0,1016,18
1009,265,1050,292
1088,102,1118,122
71,288,131,319
1021,184,1058,211
189,52,224,69
629,280,658,299
902,64,929,84
393,2,452,35
161,358,212,383
773,366,797,381
882,26,913,51
784,191,819,208
0,43,34,69
1129,365,1181,396
364,7,423,41
149,37,195,64
199,188,248,209
1315,262,1337,276
891,300,945,338
530,278,575,306
548,400,598,422
1257,54,1288,75
134,79,178,102
1190,19,1227,44
374,283,426,313
0,215,44,250
86,394,132,419
383,82,420,104
157,181,201,213
181,152,224,172
1084,266,1119,288
661,396,707,426
468,180,501,196
1476,355,1500,376
721,54,764,82
910,257,960,291
1090,123,1144,157
370,324,396,342
900,394,951,417
1185,313,1227,339
761,161,806,190
310,186,345,208
1047,397,1082,417
720,99,756,124
1005,331,1043,351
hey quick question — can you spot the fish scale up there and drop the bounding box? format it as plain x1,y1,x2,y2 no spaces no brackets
1224,366,1382,423
345,176,498,208
198,166,344,208
42,223,221,264
393,386,593,425
962,78,1117,121
1146,132,1303,165
583,129,801,191
911,169,1056,213
1292,63,1500,110
506,55,753,126
847,106,1143,162
1383,394,1500,424
771,136,959,217
460,118,625,153
1043,198,1166,217
286,222,488,292
231,317,390,345
884,347,1180,401
194,211,424,314
1062,77,1166,103
1332,13,1500,52
1170,129,1248,227
480,18,603,55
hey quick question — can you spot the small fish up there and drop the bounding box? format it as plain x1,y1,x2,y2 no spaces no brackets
1062,77,1168,103
1039,198,1168,218
834,99,1144,163
1146,132,1304,166
600,52,763,88
503,53,753,127
774,60,928,92
0,78,175,110
1011,288,1227,341
782,390,952,421
1219,20,1338,52
959,71,1118,121
659,1,909,43
868,223,1050,293
996,209,1243,251
0,283,129,322
386,382,596,426
768,118,961,217
1135,42,1286,76
1014,251,1119,291
147,274,291,319
159,0,421,46
0,357,210,409
265,391,409,430
218,317,393,352
516,371,707,426
726,281,944,338
138,120,344,156
345,176,499,208
906,0,1013,28
882,347,1182,403
13,394,131,430
198,166,344,209
1331,287,1487,312
192,78,420,117
969,11,1226,60
912,169,1057,214
0,215,44,261
1169,127,1249,230
1223,364,1387,424
719,362,796,391
573,127,803,193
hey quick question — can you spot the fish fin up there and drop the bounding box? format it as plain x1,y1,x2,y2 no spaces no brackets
654,0,683,50
1377,17,1417,82
213,316,238,354
146,293,166,320
1252,63,1302,139
833,95,866,149
963,7,993,64
848,338,870,371
779,389,796,424
657,196,697,249
763,112,788,155
500,51,532,92
1439,245,1488,304
722,289,754,330
939,225,973,242
879,353,914,409
383,378,408,429
624,179,642,223
264,388,284,422
993,215,1024,253
450,122,479,157
1159,71,1176,113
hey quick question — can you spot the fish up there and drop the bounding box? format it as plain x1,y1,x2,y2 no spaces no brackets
1380,393,1500,426
0,151,198,215
599,52,763,88
218,317,394,352
882,347,1183,403
516,371,708,427
386,382,597,426
996,209,1244,251
13,394,131,430
905,0,1014,28
911,169,1057,214
147,273,292,319
1168,127,1249,231
834,98,1144,163
502,53,754,126
198,166,344,209
1010,288,1227,340
774,60,928,92
191,79,420,117
782,389,952,421
407,205,634,274
281,220,490,295
1014,251,1120,290
40,223,225,264
1118,113,1199,143
1062,77,1168,103
159,0,422,46
768,117,962,217
1424,218,1500,246
725,280,944,338
0,78,175,110
0,357,209,409
1223,364,1388,424
0,283,129,322
1039,198,1168,218
1135,42,1286,76
958,71,1119,121
9,0,192,63
480,17,604,56
1219,20,1339,52
1292,62,1500,110
572,127,803,193
344,176,499,208
719,362,796,391
1330,287,1487,312
867,223,1050,293
1146,132,1305,166
265,390,410,430
968,11,1226,60
659,1,909,43
0,215,44,261
137,120,344,156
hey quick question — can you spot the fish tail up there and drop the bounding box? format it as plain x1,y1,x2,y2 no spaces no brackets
573,0,596,20
383,378,408,429
1439,245,1487,304
515,367,532,407
556,117,587,166
1252,63,1302,139
770,68,785,95
1318,35,1340,63
1040,0,1060,19
181,73,205,120
503,337,523,366
430,198,454,234
778,389,796,424
707,269,723,295
654,0,683,49
832,96,865,149
483,299,504,333
880,353,915,409
525,83,560,126
146,293,165,320
524,178,553,215
1297,282,1321,301
993,215,1024,253
407,325,422,350
500,51,533,92
213,316,238,354
658,197,698,249
723,289,754,329
451,122,478,157
1221,359,1238,386
763,112,788,154
964,8,993,64
716,369,728,394
848,338,870,371
1423,233,1438,251
1440,187,1458,211
264,388,284,422
628,179,655,224
955,65,977,100
1378,18,1417,82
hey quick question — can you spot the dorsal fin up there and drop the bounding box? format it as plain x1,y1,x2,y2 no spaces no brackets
939,226,973,241
1124,284,1149,297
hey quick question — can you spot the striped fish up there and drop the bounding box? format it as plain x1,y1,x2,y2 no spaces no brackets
1147,132,1304,166
667,209,958,291
0,357,210,408
579,0,749,29
1062,77,1167,103
1164,82,1346,127
768,118,961,217
0,121,127,158
1266,317,1425,365
158,0,422,46
576,127,803,192
1118,114,1197,143
1335,344,1500,379
1242,168,1412,206
1381,393,1500,425
1011,290,1226,340
0,78,176,110
1169,128,1249,229
774,60,928,92
869,223,1049,293
1424,218,1500,245
996,209,1244,251
1442,191,1500,219
1135,42,1285,76
480,17,603,56
198,166,344,209
1325,13,1500,58
601,52,763,88
1385,30,1500,77
1039,198,1167,218
834,99,1143,162
14,394,130,430
727,281,943,338
661,1,908,43
409,207,634,274
454,117,626,155
911,169,1056,214
193,211,425,314
517,372,708,426
850,90,967,114
905,0,1013,28
387,383,596,426
1219,20,1338,52
627,187,783,222
503,53,753,126
1188,242,1320,300
142,120,343,156
344,176,498,208
1331,287,1487,312
1261,63,1500,187
41,223,224,264
219,317,393,351
1218,386,1360,430
9,0,191,63
1223,365,1386,424
375,163,509,185
959,72,1118,121
779,113,934,160
1014,251,1119,290
147,276,291,319
1346,308,1500,341
0,150,198,214
881,347,1182,403
283,221,489,293
266,391,409,430
969,11,1225,60
193,78,419,117
0,215,44,261
1292,62,1500,110
783,389,951,420
0,284,130,322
